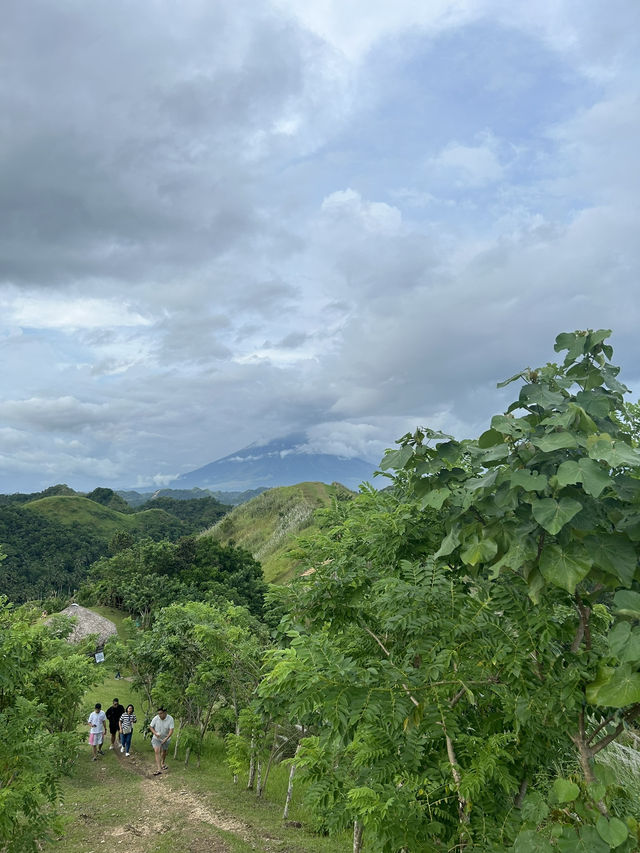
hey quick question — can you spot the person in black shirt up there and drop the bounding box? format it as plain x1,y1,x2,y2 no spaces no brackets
105,698,125,750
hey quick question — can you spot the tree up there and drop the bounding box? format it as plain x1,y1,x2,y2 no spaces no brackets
260,330,640,852
0,589,98,851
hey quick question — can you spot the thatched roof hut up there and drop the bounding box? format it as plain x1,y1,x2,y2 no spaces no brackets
50,604,118,648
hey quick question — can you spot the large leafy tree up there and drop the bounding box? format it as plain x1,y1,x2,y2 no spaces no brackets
261,331,640,852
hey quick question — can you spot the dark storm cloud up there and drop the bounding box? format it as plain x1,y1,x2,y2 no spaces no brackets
0,0,314,286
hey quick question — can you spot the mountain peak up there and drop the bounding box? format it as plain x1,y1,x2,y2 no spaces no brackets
171,433,375,491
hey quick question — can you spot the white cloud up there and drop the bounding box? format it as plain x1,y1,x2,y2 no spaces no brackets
321,188,402,234
430,133,505,187
3,293,152,330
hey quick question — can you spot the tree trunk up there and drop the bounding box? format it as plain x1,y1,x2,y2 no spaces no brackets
353,820,363,853
247,736,256,790
259,724,280,798
233,713,240,785
255,760,263,797
184,746,191,767
283,744,301,820
173,718,184,759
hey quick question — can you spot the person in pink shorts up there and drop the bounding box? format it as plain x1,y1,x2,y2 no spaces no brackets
88,702,107,761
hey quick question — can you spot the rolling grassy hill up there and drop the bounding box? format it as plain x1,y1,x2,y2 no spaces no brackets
24,495,185,540
203,481,355,583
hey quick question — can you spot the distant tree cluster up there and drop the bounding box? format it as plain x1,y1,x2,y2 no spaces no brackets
79,535,266,621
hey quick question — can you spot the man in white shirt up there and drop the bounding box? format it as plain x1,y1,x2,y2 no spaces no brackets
87,703,107,761
149,706,175,775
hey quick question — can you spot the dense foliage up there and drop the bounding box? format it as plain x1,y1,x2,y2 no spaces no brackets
80,535,267,620
260,331,640,852
0,581,98,851
0,487,230,603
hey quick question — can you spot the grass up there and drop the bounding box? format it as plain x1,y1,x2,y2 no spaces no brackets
46,660,351,852
205,482,354,583
49,723,351,852
24,494,179,538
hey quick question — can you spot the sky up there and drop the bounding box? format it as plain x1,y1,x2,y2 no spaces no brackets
1,0,639,492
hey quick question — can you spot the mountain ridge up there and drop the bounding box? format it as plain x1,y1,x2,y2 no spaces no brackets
171,432,376,492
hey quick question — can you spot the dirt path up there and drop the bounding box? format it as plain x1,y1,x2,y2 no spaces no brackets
98,747,254,852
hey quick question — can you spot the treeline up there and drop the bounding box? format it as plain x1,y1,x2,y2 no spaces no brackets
0,486,230,603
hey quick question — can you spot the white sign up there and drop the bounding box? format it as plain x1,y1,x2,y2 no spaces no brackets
95,651,105,663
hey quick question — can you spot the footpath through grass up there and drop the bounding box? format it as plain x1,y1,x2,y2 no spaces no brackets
46,668,350,853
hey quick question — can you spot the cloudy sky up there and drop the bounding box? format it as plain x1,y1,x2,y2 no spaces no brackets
1,0,639,492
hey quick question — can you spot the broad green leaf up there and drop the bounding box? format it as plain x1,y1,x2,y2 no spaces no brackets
467,468,500,492
552,778,579,803
608,622,640,664
577,458,610,497
514,830,553,853
575,390,612,420
588,781,606,802
596,816,628,848
588,329,613,349
491,414,531,437
587,663,640,708
569,404,598,435
379,446,414,471
555,461,581,488
510,470,548,491
527,567,545,603
613,590,640,619
434,527,460,559
556,826,609,853
585,535,636,587
520,383,565,409
532,432,578,452
460,537,498,566
539,543,591,593
478,428,503,448
608,622,631,657
436,441,460,463
481,443,510,462
419,488,450,510
532,497,582,535
520,792,550,825
602,363,630,394
555,331,587,363
587,434,640,468
489,539,537,577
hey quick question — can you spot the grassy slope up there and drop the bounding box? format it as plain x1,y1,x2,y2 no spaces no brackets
23,495,180,539
203,481,354,584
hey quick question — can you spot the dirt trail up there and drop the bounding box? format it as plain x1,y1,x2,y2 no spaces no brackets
99,747,254,852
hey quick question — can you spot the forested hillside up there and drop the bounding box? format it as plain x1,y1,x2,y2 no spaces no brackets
0,487,230,602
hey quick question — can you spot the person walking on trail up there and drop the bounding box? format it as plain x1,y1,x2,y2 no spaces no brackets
149,706,174,775
106,697,125,749
119,704,137,756
88,703,107,761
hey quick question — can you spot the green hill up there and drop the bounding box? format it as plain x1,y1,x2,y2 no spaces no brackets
203,481,355,583
23,495,186,540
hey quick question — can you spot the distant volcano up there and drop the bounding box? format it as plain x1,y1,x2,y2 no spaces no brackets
170,433,376,491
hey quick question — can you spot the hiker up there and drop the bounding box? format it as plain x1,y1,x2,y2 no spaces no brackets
88,702,107,760
119,704,137,756
149,706,174,775
106,697,125,749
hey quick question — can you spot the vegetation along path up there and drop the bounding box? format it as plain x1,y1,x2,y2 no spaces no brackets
46,676,349,853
